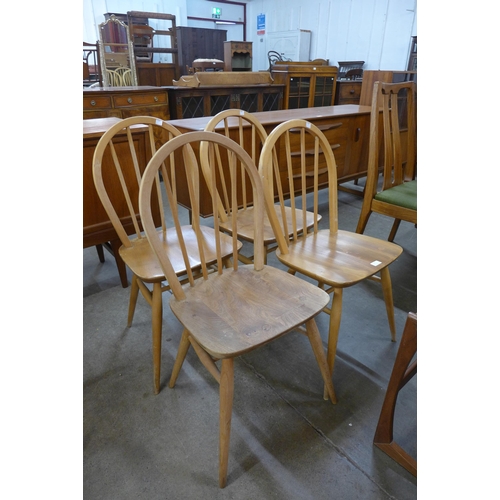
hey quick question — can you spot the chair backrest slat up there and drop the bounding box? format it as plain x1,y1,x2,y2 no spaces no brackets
259,119,339,255
92,116,183,248
139,131,266,303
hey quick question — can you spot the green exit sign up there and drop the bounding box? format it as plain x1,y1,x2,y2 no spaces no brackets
212,7,221,19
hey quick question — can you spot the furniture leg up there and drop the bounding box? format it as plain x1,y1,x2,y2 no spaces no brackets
219,358,234,488
152,282,163,395
305,318,337,404
107,239,129,288
169,329,191,388
323,288,343,400
374,312,417,476
380,267,397,341
96,244,105,262
127,274,140,327
388,218,402,242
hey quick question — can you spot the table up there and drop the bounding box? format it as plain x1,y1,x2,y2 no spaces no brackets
83,117,152,287
168,104,372,217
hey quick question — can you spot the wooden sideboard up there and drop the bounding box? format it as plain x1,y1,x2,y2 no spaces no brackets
168,104,372,217
83,117,160,287
165,84,284,119
83,86,170,120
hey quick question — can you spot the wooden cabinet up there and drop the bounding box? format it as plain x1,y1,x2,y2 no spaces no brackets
177,27,227,72
335,81,362,105
83,86,170,120
224,41,252,71
270,63,338,109
166,84,283,119
168,105,371,216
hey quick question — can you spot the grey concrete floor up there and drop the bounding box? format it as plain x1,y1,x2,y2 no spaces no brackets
83,182,417,499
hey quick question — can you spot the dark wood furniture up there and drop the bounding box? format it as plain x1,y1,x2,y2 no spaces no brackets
165,83,283,119
83,86,169,120
270,63,338,109
224,41,252,71
84,117,155,287
374,311,417,477
83,41,102,87
168,104,372,217
177,27,227,72
127,11,179,85
335,80,362,105
407,36,417,71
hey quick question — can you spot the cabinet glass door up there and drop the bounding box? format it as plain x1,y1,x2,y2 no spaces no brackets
288,77,310,109
313,77,335,107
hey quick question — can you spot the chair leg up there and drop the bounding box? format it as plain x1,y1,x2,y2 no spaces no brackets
380,267,397,342
96,244,105,262
355,207,372,234
127,274,140,327
169,329,191,388
305,319,337,404
152,282,163,395
219,358,234,488
323,288,343,400
374,312,417,476
388,219,402,242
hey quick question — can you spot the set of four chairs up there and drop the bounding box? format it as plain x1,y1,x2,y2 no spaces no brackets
91,80,416,487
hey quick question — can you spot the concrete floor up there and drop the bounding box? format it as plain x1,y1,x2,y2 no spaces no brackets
83,182,417,499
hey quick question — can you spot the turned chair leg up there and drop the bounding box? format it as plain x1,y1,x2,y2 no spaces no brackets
127,274,140,327
380,267,397,342
151,282,163,395
323,288,343,400
374,312,417,477
169,329,191,388
219,358,234,488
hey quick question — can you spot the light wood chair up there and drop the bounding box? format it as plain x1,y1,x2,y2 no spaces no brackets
92,116,235,395
201,109,320,264
259,119,403,397
356,81,417,242
139,131,336,488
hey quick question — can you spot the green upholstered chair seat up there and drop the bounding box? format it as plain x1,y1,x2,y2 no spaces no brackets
374,180,417,210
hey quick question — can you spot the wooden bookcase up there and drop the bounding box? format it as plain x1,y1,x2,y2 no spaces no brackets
224,41,252,71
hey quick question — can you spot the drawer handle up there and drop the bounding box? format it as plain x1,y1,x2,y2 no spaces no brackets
127,98,133,104
154,96,158,102
354,127,361,142
90,100,96,106
349,89,355,94
292,167,328,178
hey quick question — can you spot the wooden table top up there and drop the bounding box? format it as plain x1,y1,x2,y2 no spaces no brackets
167,104,372,131
83,117,148,139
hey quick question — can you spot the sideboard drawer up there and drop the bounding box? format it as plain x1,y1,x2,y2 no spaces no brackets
83,96,112,110
113,92,167,108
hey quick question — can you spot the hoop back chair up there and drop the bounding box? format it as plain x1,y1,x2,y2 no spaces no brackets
201,109,320,264
259,119,403,396
139,131,336,488
92,116,235,394
356,81,417,241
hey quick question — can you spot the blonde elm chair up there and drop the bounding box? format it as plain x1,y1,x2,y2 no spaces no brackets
139,131,336,487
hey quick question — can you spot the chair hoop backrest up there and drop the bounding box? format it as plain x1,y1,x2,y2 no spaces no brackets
258,119,339,254
200,109,268,223
92,116,183,247
139,131,266,301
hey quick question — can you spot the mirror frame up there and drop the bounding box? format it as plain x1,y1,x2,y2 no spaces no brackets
98,14,138,87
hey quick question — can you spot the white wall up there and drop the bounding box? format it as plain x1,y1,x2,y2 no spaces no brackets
83,0,417,72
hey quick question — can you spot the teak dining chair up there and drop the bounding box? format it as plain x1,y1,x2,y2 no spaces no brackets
201,109,320,264
259,119,403,396
92,116,235,395
139,131,336,488
356,80,417,242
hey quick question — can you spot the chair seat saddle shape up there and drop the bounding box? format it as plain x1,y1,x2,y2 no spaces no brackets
92,116,238,395
201,109,320,265
139,130,336,488
259,119,403,398
356,80,417,242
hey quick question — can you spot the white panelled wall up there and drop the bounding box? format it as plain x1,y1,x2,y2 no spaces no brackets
83,0,417,73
